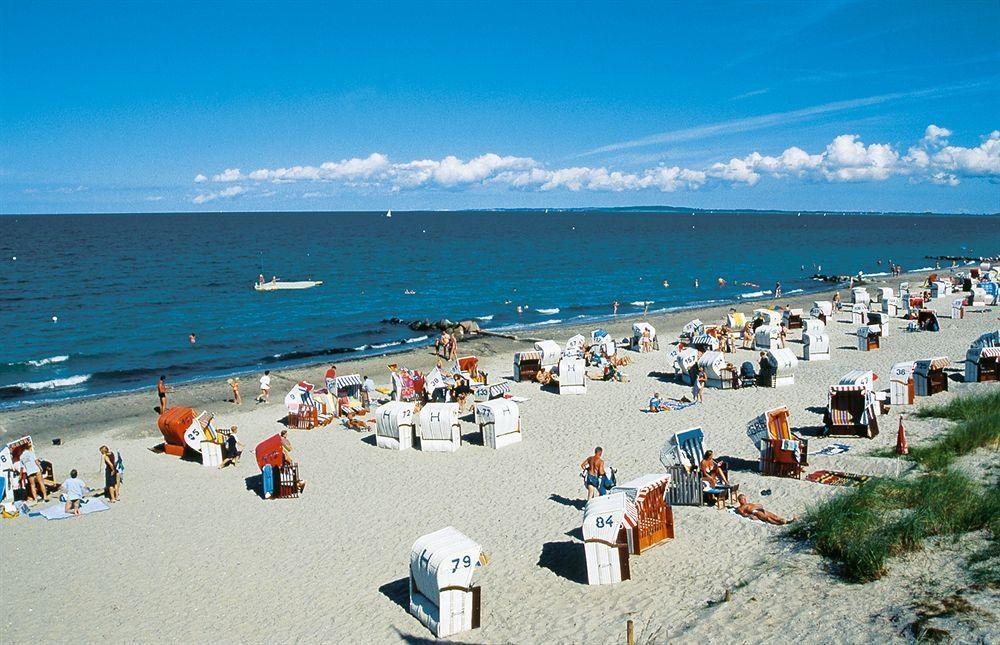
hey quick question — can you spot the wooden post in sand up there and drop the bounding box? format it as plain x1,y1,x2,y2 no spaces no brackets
626,620,635,645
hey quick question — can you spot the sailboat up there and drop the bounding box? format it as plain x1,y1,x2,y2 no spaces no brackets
386,209,392,218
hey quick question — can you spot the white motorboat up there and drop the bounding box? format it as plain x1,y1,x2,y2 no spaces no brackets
254,280,323,291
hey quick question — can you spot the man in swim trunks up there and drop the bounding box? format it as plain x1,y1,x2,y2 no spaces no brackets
581,447,606,500
157,375,171,412
735,494,789,525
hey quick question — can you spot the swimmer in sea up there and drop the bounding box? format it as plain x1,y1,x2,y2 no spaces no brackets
189,333,197,345
662,280,670,288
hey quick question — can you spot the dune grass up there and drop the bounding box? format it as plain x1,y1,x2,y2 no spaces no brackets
792,390,1000,582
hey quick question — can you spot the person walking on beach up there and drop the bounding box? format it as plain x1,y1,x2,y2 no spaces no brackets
221,426,243,468
325,365,337,393
580,447,607,500
157,375,172,412
20,440,49,503
228,378,242,405
61,469,86,516
256,371,271,403
100,445,119,502
774,282,782,299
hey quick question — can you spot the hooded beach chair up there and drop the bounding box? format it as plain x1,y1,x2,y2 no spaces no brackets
739,361,758,388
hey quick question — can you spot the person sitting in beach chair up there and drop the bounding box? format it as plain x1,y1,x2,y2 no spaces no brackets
735,494,790,525
699,450,731,488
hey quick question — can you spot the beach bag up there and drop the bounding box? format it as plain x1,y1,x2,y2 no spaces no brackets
262,464,274,498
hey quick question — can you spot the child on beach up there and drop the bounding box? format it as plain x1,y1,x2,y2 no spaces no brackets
61,469,86,516
228,378,242,405
256,371,271,402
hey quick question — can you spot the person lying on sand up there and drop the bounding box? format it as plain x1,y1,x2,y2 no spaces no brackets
735,494,790,525
345,411,373,432
534,369,553,385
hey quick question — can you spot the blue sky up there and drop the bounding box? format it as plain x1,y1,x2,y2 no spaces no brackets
1,1,998,214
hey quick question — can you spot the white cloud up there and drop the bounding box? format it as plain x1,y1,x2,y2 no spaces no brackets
144,195,164,202
212,168,244,182
194,126,1000,197
194,174,208,183
193,185,247,204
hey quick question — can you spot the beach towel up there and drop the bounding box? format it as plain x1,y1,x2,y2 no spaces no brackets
805,470,872,487
726,507,767,524
36,497,110,520
809,443,851,456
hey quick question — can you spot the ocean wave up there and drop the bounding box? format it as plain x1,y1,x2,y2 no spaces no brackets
0,374,91,397
370,340,403,350
630,301,653,307
535,308,560,314
537,318,562,325
786,289,804,294
739,290,773,298
405,335,429,344
476,314,494,321
6,355,70,368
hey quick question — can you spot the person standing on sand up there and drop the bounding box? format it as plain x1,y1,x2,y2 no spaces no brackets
100,445,119,502
833,291,842,312
693,368,706,403
325,364,337,393
20,439,49,503
580,447,607,500
612,300,619,316
256,370,271,403
228,378,242,405
157,375,171,412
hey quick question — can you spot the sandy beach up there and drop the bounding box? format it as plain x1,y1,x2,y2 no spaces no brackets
2,269,997,644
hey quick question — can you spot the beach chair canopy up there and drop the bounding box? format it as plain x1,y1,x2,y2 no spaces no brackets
803,318,826,334
858,325,881,337
418,403,460,441
284,381,316,411
765,348,797,372
659,427,704,470
565,334,586,352
255,434,284,471
812,301,833,317
839,370,875,390
675,347,699,373
534,340,561,367
753,309,782,325
691,333,719,350
727,312,746,328
890,361,916,383
971,330,1000,349
616,474,671,525
375,401,416,440
582,492,628,543
681,319,703,337
410,527,482,608
915,357,951,376
157,407,198,450
698,351,726,379
633,322,657,340
746,407,791,450
475,399,519,434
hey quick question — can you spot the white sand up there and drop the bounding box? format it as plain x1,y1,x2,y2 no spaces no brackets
2,282,997,643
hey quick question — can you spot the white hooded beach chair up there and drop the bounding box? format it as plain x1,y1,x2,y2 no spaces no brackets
850,303,869,326
803,320,830,361
534,340,561,368
409,527,483,638
675,347,699,384
375,401,416,450
856,325,882,351
417,403,462,452
582,493,630,585
754,325,782,350
557,356,586,395
474,399,522,449
889,361,916,405
698,351,733,388
632,322,658,350
764,348,797,387
851,287,870,306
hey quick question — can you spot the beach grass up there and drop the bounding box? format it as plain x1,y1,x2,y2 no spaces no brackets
792,391,1000,582
909,390,1000,470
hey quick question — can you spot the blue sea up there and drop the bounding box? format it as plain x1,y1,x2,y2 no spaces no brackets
1,210,997,408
